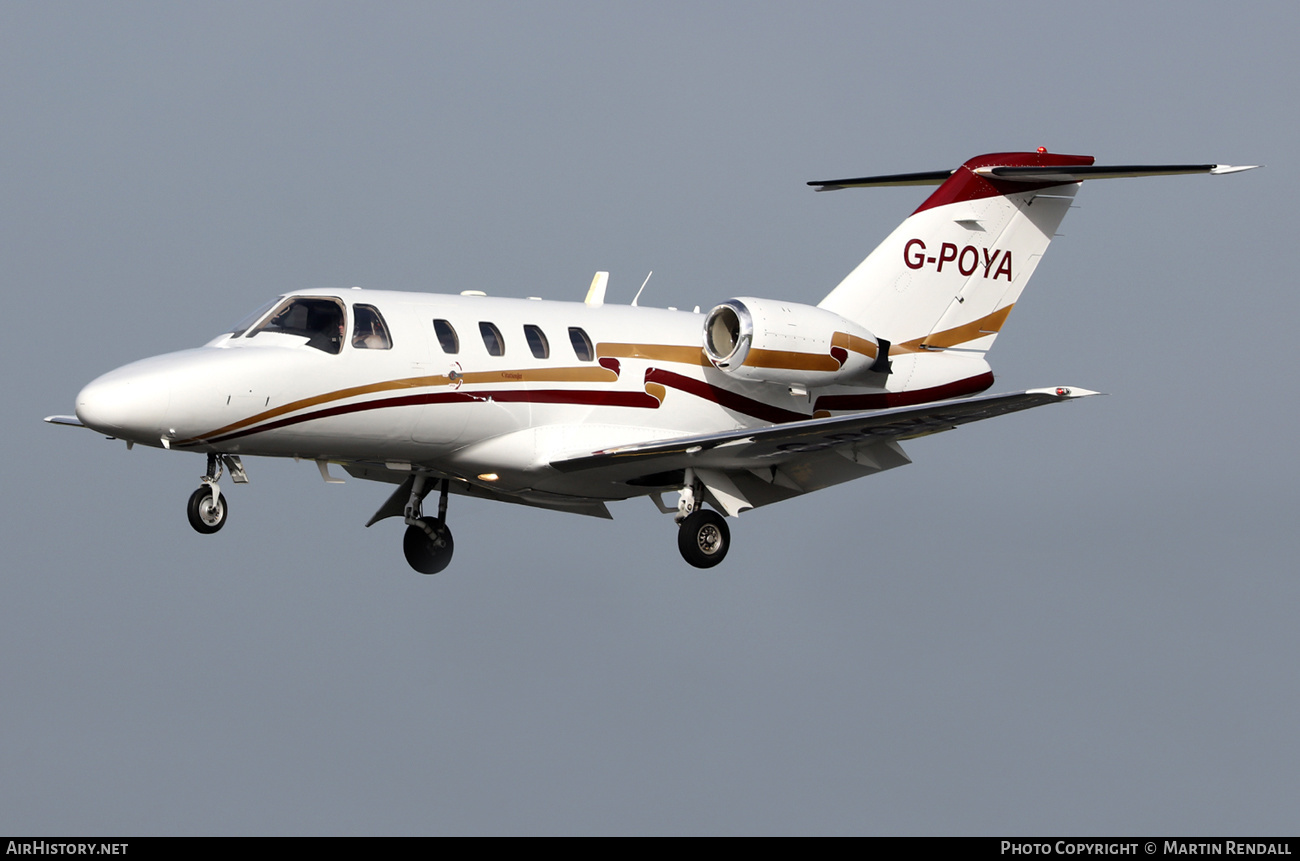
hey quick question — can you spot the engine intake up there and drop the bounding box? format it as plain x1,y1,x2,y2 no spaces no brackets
702,298,887,386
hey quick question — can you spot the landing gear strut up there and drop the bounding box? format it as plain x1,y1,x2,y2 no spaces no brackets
402,473,455,574
674,468,730,568
187,453,228,534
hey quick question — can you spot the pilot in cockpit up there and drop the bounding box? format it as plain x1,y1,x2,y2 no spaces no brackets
304,303,344,353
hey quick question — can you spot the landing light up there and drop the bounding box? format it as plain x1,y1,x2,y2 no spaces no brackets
478,473,500,482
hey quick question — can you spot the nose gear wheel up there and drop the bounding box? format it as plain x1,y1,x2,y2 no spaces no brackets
187,485,228,533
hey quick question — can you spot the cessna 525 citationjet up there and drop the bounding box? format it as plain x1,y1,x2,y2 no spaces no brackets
47,150,1254,573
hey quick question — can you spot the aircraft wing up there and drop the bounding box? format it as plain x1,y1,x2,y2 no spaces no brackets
553,386,1097,473
43,415,87,428
549,387,1098,514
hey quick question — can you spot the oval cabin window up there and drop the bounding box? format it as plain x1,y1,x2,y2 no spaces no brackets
524,324,550,359
479,322,505,357
433,319,459,354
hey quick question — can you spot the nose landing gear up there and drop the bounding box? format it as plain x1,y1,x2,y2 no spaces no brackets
187,485,228,533
185,453,246,535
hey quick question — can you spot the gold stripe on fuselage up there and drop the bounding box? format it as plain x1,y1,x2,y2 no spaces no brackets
182,364,621,445
742,348,841,372
456,366,618,386
831,331,880,360
596,342,708,366
892,305,1014,353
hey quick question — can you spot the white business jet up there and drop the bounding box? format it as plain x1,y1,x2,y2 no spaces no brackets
46,150,1255,573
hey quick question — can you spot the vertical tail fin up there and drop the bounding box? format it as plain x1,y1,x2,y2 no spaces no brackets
815,151,1093,355
813,153,1256,355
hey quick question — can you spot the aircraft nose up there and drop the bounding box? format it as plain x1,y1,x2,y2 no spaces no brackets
75,364,171,442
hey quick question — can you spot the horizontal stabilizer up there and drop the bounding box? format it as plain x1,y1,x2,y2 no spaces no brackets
973,163,1259,182
809,169,954,192
811,161,1258,192
44,415,86,428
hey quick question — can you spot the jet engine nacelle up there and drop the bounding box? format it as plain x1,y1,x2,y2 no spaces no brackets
702,297,888,386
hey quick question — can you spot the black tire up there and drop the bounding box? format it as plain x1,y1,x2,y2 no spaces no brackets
403,517,455,574
677,509,730,568
187,486,227,534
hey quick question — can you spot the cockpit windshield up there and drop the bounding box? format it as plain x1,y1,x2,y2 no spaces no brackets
227,298,280,338
246,297,347,354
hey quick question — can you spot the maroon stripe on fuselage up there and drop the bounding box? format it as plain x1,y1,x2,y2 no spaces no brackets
201,391,476,444
645,368,809,424
477,389,659,408
199,388,664,445
812,372,994,412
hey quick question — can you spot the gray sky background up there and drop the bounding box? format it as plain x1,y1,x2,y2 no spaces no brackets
4,1,1296,835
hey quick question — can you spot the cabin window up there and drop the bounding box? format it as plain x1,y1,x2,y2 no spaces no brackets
569,327,594,362
433,319,459,354
248,297,346,354
352,304,392,350
524,324,550,359
479,322,505,357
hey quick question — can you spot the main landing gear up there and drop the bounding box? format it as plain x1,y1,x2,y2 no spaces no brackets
401,473,454,574
674,471,730,568
186,453,246,534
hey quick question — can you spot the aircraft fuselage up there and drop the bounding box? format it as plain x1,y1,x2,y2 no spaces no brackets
76,288,993,505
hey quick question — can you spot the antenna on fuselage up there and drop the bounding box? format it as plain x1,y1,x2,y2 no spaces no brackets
584,271,608,307
631,271,653,307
